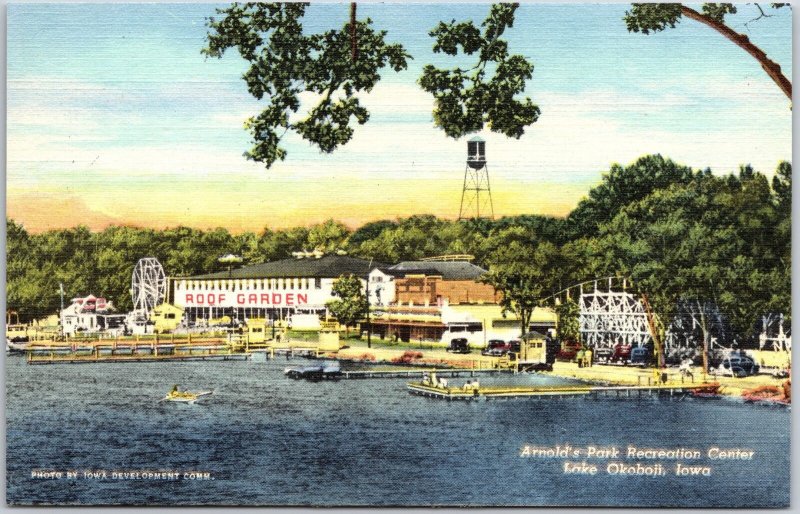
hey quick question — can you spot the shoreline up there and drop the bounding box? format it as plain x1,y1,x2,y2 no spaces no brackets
327,343,790,400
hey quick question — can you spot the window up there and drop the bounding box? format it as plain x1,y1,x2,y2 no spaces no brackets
166,313,176,320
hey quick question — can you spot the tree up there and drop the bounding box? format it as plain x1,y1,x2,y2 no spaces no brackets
566,154,697,238
481,240,561,337
624,3,791,99
203,2,410,167
554,298,580,342
591,161,789,366
326,274,369,337
307,219,350,253
419,3,540,138
204,3,539,167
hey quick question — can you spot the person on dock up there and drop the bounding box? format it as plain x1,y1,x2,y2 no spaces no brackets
576,348,585,368
679,358,694,379
585,348,593,368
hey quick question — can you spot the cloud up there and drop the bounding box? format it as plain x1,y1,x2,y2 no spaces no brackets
6,73,791,233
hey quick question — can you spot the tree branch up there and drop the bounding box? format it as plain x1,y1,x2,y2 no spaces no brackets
350,3,358,62
744,4,773,31
680,5,791,100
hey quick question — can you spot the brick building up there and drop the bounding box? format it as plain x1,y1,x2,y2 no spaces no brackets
390,261,499,306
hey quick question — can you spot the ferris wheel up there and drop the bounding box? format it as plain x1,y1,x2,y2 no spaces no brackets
131,257,167,314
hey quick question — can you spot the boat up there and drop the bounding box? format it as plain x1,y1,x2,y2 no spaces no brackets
284,362,342,380
6,338,30,354
6,311,30,354
160,386,213,404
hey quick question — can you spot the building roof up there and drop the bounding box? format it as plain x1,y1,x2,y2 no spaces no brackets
62,295,115,315
189,255,383,280
389,261,488,281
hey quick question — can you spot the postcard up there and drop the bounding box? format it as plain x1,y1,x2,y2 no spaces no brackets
5,2,791,508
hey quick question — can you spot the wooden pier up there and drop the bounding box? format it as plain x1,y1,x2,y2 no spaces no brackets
407,381,721,401
339,368,511,379
25,340,250,365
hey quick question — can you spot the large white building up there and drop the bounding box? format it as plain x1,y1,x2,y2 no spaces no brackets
61,294,126,336
172,254,382,323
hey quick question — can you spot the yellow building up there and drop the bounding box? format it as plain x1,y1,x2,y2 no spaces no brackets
150,303,183,333
246,318,269,344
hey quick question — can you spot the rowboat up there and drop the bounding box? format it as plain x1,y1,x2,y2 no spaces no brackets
160,387,213,404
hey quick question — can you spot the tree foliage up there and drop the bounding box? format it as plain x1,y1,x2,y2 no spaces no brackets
419,3,540,138
326,274,369,335
554,298,581,342
203,3,542,168
566,154,697,237
481,240,562,337
203,2,410,167
6,157,791,350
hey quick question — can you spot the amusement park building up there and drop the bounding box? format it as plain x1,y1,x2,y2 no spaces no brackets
60,294,126,336
172,254,381,322
169,254,555,342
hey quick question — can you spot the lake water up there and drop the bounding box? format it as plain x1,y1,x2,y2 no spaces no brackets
5,356,790,507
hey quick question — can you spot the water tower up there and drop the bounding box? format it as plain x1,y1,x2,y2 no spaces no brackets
458,136,494,220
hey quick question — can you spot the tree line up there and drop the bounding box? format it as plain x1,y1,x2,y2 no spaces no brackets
7,154,791,347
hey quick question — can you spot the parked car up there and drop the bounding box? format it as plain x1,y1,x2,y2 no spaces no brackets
556,340,583,361
717,354,759,377
594,347,613,364
610,343,633,364
447,338,471,354
482,339,511,356
629,347,652,367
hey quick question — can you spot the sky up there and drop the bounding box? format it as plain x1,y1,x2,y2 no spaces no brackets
6,3,793,233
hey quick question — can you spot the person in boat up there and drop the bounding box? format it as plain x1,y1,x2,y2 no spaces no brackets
422,372,430,386
463,380,472,391
429,371,438,388
472,379,480,391
439,378,448,389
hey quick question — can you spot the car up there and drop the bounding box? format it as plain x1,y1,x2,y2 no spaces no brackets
594,347,613,364
556,340,582,361
629,347,652,367
447,338,471,354
482,339,511,356
610,343,633,364
717,354,759,377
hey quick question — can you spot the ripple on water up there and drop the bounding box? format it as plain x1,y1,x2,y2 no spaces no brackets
6,356,790,507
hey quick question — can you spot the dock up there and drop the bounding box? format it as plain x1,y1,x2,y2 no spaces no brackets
407,381,721,400
25,340,250,365
339,368,511,379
